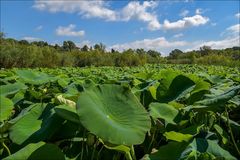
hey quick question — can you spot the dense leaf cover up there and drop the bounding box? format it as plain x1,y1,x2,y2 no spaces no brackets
0,64,240,160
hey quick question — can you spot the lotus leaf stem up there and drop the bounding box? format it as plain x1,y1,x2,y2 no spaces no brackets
225,108,240,156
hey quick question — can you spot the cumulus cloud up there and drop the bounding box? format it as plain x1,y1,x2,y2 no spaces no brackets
179,10,189,17
33,0,160,31
55,24,85,37
120,1,161,30
110,37,188,56
235,12,240,19
33,0,117,21
22,36,42,42
33,1,210,31
162,15,209,30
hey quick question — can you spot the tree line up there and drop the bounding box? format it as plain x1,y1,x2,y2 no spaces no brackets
0,32,239,68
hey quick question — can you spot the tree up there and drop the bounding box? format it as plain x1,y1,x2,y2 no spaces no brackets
200,45,211,56
54,44,61,50
169,49,183,59
32,41,48,47
111,48,116,53
0,32,5,39
136,48,146,55
94,43,106,52
81,45,89,52
63,41,77,52
147,50,161,57
19,40,29,45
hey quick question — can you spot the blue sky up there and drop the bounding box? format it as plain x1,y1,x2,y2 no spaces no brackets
1,0,240,55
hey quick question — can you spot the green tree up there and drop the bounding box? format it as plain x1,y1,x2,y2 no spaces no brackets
169,49,183,59
200,45,212,56
0,32,5,39
63,41,77,52
81,45,89,52
94,43,106,52
147,50,161,57
19,40,29,45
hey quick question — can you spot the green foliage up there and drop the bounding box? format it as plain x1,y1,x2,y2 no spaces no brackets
77,84,151,145
2,36,239,68
168,46,240,66
0,64,240,160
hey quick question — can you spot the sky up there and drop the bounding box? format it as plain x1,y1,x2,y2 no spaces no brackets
1,0,240,55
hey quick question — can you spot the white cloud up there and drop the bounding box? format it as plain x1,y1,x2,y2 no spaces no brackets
162,15,209,30
195,8,203,15
33,1,160,30
120,1,161,30
22,36,42,42
33,1,211,31
110,24,239,55
173,33,184,38
187,24,240,51
235,12,240,19
188,36,240,51
110,37,188,56
55,24,85,37
226,24,240,34
179,10,189,17
35,25,43,31
33,1,117,21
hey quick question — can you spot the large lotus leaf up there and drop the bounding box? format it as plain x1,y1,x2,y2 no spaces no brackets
149,103,179,125
194,85,240,107
145,138,237,160
9,103,64,144
9,104,45,144
50,121,83,141
146,141,189,160
3,142,45,160
77,84,151,145
11,90,25,105
54,105,80,124
0,82,27,97
188,81,211,104
28,143,65,160
3,142,65,160
186,138,237,160
132,80,158,107
0,96,14,122
156,73,195,102
16,70,56,85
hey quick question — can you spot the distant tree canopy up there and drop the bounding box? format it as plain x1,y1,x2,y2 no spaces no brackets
167,46,240,66
81,45,89,52
94,43,106,52
200,45,212,56
0,32,239,68
168,49,183,59
62,41,77,52
0,34,165,68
